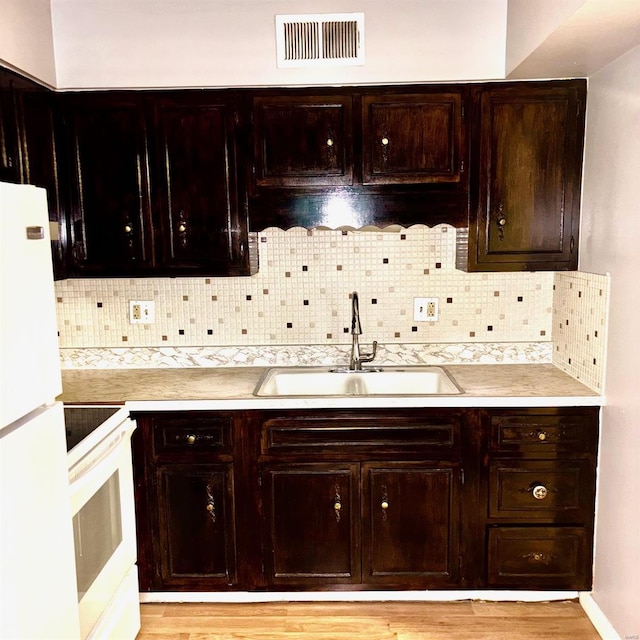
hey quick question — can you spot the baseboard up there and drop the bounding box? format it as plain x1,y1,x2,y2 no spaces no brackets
580,592,621,640
140,590,579,604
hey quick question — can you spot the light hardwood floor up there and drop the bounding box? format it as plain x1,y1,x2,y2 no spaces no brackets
137,600,601,640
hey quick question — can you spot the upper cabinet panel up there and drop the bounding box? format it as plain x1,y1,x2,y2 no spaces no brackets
64,94,153,275
152,95,249,275
468,81,586,271
362,92,464,185
253,95,353,188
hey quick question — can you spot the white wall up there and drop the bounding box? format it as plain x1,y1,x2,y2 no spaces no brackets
0,0,56,86
505,0,585,75
50,0,508,89
580,44,640,638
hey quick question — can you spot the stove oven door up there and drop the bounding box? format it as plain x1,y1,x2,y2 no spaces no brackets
69,416,139,640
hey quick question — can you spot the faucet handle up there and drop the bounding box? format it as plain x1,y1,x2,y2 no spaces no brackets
359,340,378,363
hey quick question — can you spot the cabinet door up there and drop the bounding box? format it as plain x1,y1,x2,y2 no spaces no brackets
65,94,153,274
253,95,353,187
0,82,22,184
362,463,460,586
155,464,237,588
152,96,249,275
20,91,66,277
262,463,360,585
362,93,464,185
471,83,585,271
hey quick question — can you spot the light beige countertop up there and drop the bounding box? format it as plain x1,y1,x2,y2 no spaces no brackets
59,364,602,410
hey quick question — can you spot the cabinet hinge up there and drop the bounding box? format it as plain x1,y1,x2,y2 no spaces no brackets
461,104,465,120
460,159,465,174
460,468,465,485
258,470,262,487
570,235,575,253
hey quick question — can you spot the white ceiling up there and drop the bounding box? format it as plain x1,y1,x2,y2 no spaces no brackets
507,0,640,79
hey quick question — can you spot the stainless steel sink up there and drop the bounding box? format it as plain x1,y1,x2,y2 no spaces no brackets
253,366,463,397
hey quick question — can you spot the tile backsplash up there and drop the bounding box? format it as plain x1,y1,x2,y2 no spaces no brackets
552,271,610,393
55,225,554,348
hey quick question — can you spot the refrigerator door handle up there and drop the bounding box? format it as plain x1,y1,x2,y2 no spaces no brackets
26,226,46,240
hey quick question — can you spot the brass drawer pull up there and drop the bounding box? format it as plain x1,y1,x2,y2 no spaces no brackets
333,485,342,523
186,434,197,444
519,483,557,500
380,484,389,521
532,484,548,500
205,484,216,523
520,552,557,564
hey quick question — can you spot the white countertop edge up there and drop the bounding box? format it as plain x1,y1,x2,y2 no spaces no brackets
125,395,603,412
139,589,581,604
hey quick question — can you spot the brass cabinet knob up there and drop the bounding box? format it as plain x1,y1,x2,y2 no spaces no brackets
334,501,342,511
178,223,187,233
124,225,132,233
186,434,196,444
497,216,507,226
538,431,548,441
206,503,214,512
381,500,389,510
532,484,548,500
326,138,334,147
381,137,389,146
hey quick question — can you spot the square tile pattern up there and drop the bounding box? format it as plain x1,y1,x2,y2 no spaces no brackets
54,225,610,390
552,271,610,393
55,225,554,347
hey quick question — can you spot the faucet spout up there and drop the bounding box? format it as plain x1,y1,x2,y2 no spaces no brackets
349,291,378,371
351,292,362,335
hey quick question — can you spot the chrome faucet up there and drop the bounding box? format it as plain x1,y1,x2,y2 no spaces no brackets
349,291,378,370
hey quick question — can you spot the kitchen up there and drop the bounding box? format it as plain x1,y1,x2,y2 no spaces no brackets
1,1,639,639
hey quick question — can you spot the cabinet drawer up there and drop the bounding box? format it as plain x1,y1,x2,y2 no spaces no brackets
487,527,591,589
150,413,233,457
486,409,599,453
261,412,460,456
489,460,594,520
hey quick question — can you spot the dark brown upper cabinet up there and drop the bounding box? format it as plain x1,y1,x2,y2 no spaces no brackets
61,91,255,277
151,94,252,275
247,86,469,231
19,90,67,277
0,83,22,184
253,95,353,188
361,92,464,185
63,93,153,275
467,80,586,271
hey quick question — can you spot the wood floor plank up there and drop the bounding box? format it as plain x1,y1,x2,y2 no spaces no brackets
137,600,601,640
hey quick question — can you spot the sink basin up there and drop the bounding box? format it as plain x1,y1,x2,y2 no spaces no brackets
254,366,463,397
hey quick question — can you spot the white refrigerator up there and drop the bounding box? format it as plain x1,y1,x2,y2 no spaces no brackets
0,182,80,639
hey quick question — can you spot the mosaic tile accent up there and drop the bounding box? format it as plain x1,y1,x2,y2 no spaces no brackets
54,225,554,348
552,271,610,393
59,342,553,370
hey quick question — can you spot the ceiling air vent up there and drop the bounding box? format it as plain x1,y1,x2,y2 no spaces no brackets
276,13,365,68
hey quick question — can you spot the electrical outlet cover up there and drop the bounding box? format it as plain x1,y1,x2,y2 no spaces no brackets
129,300,155,324
413,297,439,322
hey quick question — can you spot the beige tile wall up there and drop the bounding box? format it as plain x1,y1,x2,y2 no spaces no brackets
552,271,610,393
54,225,555,348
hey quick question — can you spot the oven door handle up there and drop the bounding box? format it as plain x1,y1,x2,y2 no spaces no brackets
69,421,135,494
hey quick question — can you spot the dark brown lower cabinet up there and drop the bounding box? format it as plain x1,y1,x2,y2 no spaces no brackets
262,463,361,585
488,527,590,589
132,406,598,593
363,463,460,586
155,465,237,588
262,461,461,589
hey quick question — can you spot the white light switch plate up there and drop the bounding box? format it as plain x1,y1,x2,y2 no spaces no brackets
413,297,439,322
